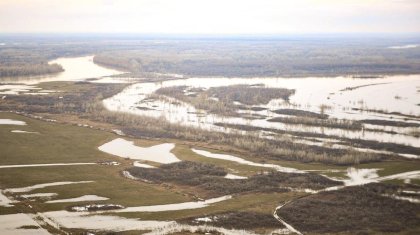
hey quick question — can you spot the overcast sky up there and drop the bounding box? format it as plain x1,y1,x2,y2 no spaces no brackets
1,0,419,34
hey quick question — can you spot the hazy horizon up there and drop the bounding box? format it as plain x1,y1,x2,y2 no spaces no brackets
1,0,420,34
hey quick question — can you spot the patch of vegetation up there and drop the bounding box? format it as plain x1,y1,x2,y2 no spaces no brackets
1,81,409,165
360,119,420,128
214,123,420,157
267,116,362,130
278,183,420,233
17,225,40,230
271,109,328,119
0,113,191,214
0,63,63,77
180,211,282,230
352,108,420,120
67,204,124,212
127,161,340,196
207,85,295,104
340,82,389,91
154,85,294,116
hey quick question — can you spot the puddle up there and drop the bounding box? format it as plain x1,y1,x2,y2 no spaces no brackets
46,195,109,204
115,195,231,213
98,138,180,164
224,173,248,179
6,181,94,193
20,193,58,199
0,119,26,125
192,148,305,173
11,130,39,134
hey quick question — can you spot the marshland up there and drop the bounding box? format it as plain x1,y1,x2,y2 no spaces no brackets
1,24,420,235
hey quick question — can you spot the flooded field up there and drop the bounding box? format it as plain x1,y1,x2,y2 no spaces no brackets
1,55,419,234
104,74,420,157
98,138,180,164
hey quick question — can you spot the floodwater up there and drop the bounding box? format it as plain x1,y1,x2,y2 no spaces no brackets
34,195,252,234
224,173,248,179
41,210,257,235
1,56,418,154
0,190,15,207
98,138,180,164
41,210,176,232
46,195,109,204
104,75,420,153
324,169,420,191
0,56,124,95
11,130,39,134
115,195,231,213
20,193,58,199
0,56,124,85
193,148,420,187
1,56,419,234
0,119,26,125
192,148,305,173
6,181,94,193
0,213,49,235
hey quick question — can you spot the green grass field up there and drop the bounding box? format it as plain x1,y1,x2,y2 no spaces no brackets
1,111,419,234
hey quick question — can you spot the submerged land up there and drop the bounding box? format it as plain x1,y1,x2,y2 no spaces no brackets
0,34,419,235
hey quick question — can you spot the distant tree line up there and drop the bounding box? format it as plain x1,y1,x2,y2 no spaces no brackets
0,63,63,77
93,38,420,77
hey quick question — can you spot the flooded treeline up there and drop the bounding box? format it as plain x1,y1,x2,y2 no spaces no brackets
127,161,339,196
155,85,295,116
3,79,418,165
0,82,393,165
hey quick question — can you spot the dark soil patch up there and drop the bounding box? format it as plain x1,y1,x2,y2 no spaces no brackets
272,109,328,119
180,211,283,230
127,161,340,196
278,183,420,233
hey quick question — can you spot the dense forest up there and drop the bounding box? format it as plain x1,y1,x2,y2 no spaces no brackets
1,34,420,78
0,63,63,77
0,35,104,78
93,37,420,77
